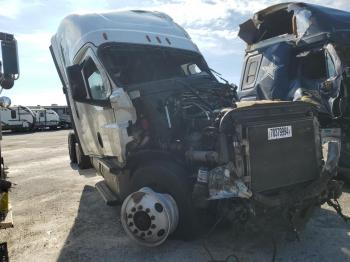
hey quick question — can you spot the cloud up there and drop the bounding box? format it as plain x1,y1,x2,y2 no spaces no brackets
147,0,350,56
187,28,240,55
0,0,21,18
7,88,66,106
0,0,45,19
3,0,350,106
309,0,350,9
16,31,52,50
138,0,241,55
65,0,109,15
138,0,286,55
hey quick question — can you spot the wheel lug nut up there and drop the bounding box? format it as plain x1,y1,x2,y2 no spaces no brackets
157,229,165,237
155,203,163,212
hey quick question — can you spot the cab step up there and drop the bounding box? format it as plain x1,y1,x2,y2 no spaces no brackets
95,181,120,206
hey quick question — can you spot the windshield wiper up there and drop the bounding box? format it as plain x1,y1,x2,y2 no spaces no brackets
210,68,229,84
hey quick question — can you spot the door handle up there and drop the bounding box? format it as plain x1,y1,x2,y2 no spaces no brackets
97,132,104,148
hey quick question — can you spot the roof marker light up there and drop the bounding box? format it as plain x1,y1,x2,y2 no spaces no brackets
165,38,171,45
156,36,162,44
146,35,151,42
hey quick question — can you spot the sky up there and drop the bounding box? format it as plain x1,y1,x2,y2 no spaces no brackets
1,0,350,106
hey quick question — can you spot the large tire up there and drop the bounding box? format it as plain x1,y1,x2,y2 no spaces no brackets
338,136,350,183
68,132,77,164
339,133,350,167
130,161,198,239
75,143,92,169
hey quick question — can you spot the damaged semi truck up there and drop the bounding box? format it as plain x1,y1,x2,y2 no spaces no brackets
50,10,344,247
238,2,350,174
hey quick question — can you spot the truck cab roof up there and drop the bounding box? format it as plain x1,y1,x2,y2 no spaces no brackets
238,2,350,52
51,10,200,65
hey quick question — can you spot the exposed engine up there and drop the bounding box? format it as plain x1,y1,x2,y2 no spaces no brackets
120,74,344,247
126,75,235,155
126,75,340,211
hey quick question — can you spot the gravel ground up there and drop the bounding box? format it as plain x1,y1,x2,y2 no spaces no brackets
0,130,349,262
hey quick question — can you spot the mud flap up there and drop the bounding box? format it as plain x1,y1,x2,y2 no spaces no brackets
0,242,8,262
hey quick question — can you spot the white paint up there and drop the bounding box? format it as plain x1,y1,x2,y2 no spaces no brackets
260,56,284,81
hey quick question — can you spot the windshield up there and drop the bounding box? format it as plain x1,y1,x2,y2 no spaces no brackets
99,44,212,87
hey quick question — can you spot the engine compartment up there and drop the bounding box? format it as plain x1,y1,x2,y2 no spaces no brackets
124,74,327,203
125,74,235,158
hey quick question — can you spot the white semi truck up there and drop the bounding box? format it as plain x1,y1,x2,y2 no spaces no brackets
50,10,344,247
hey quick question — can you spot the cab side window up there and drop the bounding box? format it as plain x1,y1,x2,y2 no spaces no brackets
242,55,262,90
181,63,203,76
300,50,327,79
83,58,108,100
326,52,336,78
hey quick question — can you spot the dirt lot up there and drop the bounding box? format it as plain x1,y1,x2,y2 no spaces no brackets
0,130,349,262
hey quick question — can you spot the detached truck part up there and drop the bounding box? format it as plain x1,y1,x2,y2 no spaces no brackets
0,32,19,233
237,2,350,177
50,10,344,247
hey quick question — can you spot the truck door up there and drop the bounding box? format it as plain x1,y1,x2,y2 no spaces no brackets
238,42,292,101
293,44,341,117
74,49,130,161
323,44,343,118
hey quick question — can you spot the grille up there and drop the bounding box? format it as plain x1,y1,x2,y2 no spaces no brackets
232,102,321,192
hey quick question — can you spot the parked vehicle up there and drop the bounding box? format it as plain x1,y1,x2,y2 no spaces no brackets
50,10,344,247
237,2,350,172
31,108,60,130
0,106,35,131
45,105,71,128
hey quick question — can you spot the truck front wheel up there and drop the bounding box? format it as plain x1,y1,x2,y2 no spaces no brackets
75,143,92,169
123,161,197,246
339,135,350,183
68,132,77,164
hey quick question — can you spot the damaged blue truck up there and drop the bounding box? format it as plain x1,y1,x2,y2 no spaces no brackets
238,2,350,174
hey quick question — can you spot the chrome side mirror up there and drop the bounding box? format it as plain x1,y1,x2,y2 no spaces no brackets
0,96,11,108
